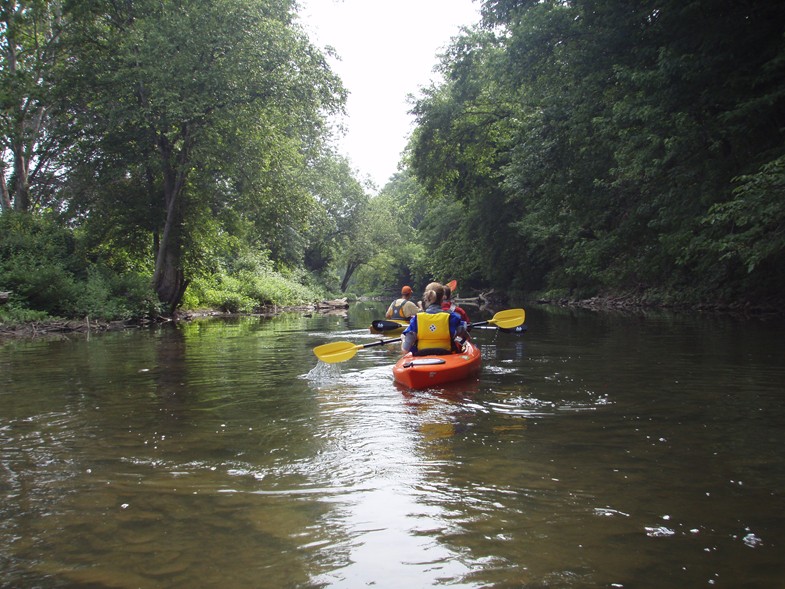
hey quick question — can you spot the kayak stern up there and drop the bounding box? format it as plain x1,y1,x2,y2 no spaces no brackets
392,341,481,389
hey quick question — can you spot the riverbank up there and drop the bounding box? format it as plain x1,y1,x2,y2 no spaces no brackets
0,298,352,341
537,294,784,316
4,292,782,342
0,316,164,341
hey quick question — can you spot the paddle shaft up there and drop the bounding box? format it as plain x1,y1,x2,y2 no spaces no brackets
318,308,525,363
371,308,525,332
363,337,401,349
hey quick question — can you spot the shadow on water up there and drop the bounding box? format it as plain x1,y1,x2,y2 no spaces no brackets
0,303,784,588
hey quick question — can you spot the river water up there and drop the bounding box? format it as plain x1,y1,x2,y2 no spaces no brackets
0,303,783,588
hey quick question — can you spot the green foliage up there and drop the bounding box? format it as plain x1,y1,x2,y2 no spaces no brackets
0,212,78,315
703,156,785,273
54,0,346,309
183,250,323,313
4,0,782,313
402,0,785,306
0,300,50,326
70,268,162,320
0,213,161,320
343,170,434,294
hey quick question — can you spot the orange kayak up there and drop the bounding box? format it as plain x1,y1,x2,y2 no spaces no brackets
392,341,481,389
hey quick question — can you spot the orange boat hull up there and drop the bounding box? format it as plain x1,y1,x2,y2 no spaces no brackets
392,342,481,389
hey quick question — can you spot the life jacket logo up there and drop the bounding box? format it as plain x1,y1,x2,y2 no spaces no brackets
428,324,437,332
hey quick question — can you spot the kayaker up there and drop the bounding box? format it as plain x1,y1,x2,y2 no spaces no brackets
385,285,419,319
401,282,469,355
441,285,470,323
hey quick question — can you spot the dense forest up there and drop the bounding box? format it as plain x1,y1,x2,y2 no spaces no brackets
2,0,784,325
403,0,785,308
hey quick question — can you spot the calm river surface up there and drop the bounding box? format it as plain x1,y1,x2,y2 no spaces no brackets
1,303,783,588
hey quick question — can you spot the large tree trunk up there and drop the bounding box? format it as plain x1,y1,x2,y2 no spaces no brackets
152,133,191,313
0,165,11,211
153,236,189,314
12,144,31,212
340,259,361,292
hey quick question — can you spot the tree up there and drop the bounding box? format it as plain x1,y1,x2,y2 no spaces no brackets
405,0,785,304
60,0,345,311
410,28,528,291
302,150,369,288
0,0,64,212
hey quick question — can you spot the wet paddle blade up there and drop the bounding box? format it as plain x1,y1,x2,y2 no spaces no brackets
313,337,401,363
313,341,360,364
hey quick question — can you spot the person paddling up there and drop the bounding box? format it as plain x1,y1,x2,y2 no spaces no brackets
401,282,469,355
441,284,470,323
385,285,419,319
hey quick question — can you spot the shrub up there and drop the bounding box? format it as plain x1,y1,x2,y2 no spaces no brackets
0,298,51,326
185,260,323,312
0,213,160,321
70,268,161,320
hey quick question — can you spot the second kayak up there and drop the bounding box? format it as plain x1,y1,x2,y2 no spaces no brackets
370,319,408,336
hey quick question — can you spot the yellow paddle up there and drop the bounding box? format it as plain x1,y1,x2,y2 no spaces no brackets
313,337,401,364
313,308,526,364
471,308,525,330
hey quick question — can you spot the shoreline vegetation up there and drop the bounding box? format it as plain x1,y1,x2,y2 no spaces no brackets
3,292,781,342
0,298,353,341
2,2,784,342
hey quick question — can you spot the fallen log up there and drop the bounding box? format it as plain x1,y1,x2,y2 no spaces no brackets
315,298,349,310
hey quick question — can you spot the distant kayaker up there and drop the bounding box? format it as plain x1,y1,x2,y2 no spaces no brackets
441,285,470,323
401,282,469,355
385,285,419,319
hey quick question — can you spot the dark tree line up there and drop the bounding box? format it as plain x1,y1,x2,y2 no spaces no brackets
405,0,785,307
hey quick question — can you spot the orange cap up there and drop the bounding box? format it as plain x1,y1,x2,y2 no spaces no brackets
401,285,413,295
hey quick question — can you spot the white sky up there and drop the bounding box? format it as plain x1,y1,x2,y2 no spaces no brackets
297,0,481,191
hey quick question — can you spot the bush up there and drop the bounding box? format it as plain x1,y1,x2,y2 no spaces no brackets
189,274,257,313
2,254,81,315
185,257,324,312
0,298,51,326
70,268,161,320
1,213,328,321
0,213,160,321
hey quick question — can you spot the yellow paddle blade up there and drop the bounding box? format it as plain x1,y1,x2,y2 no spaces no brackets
313,341,361,364
313,337,401,363
487,308,526,329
